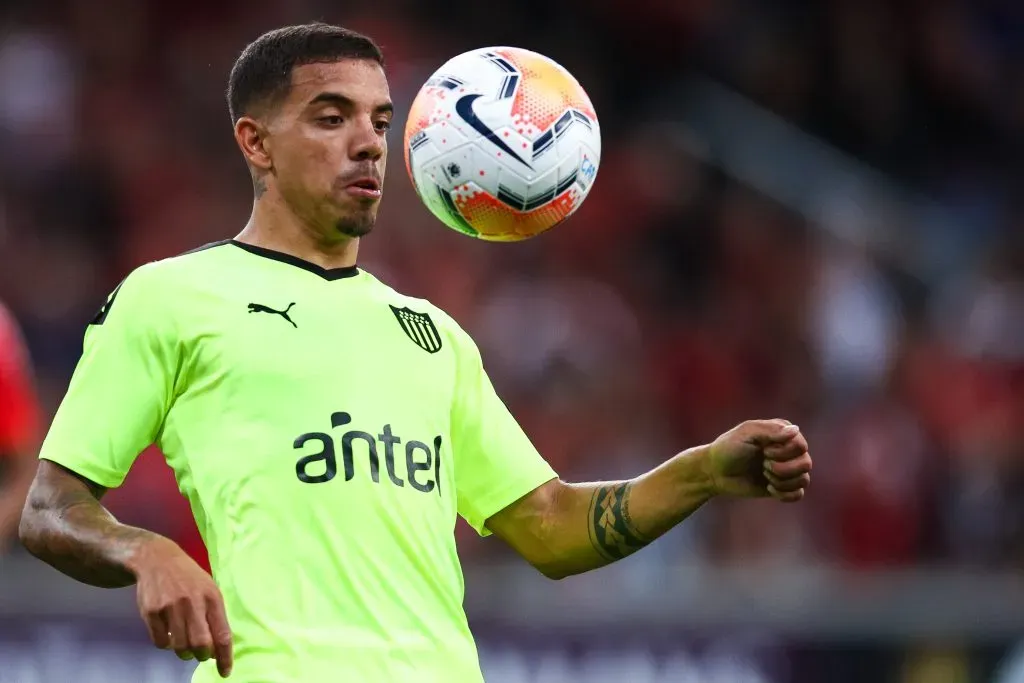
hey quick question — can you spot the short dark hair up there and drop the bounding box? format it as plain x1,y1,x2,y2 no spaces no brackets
227,23,384,123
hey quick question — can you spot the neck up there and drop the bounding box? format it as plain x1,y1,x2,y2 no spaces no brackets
235,197,359,270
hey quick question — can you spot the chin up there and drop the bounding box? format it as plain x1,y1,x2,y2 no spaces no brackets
335,213,376,238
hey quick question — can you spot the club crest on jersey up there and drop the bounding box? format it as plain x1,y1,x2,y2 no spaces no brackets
390,305,442,354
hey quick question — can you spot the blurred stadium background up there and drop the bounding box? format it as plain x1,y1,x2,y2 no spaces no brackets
2,0,1024,681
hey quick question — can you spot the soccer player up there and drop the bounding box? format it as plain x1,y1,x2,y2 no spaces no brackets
18,23,813,682
0,300,40,547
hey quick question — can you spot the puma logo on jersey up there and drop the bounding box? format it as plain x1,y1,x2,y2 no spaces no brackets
248,302,297,328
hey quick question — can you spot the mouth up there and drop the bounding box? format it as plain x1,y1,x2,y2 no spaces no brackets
345,177,382,200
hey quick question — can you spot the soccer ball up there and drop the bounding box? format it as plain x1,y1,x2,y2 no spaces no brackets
404,47,601,241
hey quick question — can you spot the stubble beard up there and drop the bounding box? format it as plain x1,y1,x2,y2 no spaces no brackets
335,209,376,238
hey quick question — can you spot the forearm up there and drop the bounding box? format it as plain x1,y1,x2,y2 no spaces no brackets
492,419,810,579
542,446,714,578
19,470,163,588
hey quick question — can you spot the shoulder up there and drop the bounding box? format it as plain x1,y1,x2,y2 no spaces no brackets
103,240,236,304
146,239,236,281
91,240,235,326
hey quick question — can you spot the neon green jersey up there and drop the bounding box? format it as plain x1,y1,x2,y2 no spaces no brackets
39,240,557,683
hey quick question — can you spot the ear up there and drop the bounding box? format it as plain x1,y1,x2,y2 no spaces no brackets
234,115,273,171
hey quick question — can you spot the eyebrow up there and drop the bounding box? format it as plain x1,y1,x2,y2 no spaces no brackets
308,92,394,115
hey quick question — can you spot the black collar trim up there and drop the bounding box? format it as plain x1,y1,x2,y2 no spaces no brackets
229,240,360,281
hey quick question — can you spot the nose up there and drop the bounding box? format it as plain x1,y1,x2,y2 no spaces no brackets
350,118,385,162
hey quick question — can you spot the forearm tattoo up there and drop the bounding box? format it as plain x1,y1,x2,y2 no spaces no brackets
21,469,151,588
587,483,653,562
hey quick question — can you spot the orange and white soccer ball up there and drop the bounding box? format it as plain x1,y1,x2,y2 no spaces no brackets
404,47,600,241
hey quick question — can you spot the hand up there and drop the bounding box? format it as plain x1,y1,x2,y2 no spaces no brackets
704,419,812,502
131,537,233,677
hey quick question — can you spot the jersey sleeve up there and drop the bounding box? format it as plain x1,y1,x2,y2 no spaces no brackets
450,330,557,536
0,304,40,452
39,265,180,488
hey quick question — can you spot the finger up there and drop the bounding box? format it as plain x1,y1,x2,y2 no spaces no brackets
764,433,809,461
764,453,812,478
165,606,190,653
750,420,801,445
144,610,171,650
767,485,805,503
186,600,215,663
764,469,810,493
207,594,234,678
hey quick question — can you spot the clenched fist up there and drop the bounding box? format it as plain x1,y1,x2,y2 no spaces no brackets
704,419,812,502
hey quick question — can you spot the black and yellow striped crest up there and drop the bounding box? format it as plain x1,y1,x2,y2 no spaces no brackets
390,305,442,354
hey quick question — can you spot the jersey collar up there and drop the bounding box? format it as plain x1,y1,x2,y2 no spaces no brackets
229,240,360,281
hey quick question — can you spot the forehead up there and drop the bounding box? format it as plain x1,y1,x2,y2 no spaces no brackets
287,60,390,106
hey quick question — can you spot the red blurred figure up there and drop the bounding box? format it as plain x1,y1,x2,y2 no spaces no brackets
0,301,40,547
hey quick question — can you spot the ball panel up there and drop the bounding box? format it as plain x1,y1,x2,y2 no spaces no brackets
495,47,597,131
416,179,480,237
577,145,600,193
404,85,446,183
453,185,581,242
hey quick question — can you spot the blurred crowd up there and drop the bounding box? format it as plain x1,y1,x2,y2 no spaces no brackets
0,0,1022,579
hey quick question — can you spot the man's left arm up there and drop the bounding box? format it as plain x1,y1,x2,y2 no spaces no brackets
486,420,811,579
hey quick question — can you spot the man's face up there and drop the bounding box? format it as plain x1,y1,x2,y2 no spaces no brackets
264,59,392,239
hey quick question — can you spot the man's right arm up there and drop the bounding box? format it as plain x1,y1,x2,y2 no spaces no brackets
16,266,234,677
16,268,174,587
19,460,161,588
20,460,234,675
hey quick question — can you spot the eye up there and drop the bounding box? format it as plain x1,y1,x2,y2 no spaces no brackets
374,119,392,133
319,115,344,126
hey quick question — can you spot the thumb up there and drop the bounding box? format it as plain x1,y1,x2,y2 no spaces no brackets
745,419,800,445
